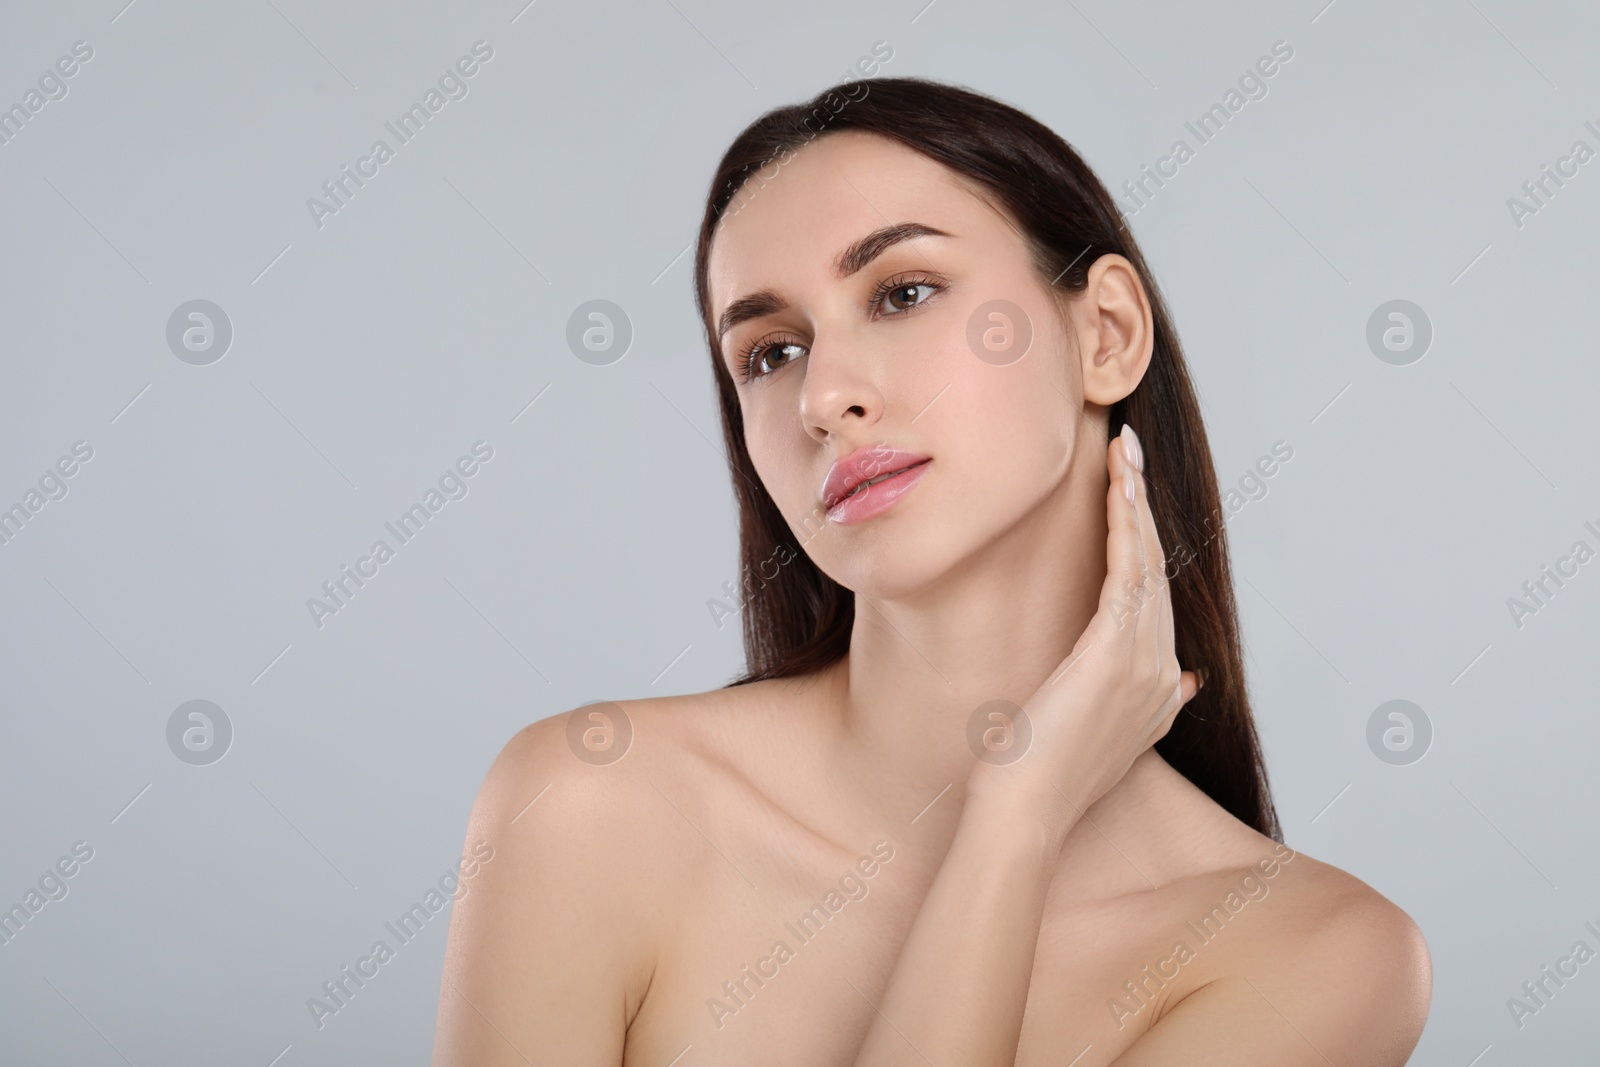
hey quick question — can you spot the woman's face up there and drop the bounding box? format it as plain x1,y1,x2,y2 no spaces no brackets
706,130,1142,600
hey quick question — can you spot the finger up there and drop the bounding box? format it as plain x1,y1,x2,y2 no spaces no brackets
1148,670,1200,737
1114,426,1161,660
1097,431,1149,645
1120,424,1169,601
1173,670,1201,726
1120,426,1183,690
1179,668,1199,707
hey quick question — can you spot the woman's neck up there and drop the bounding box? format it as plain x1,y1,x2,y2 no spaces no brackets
821,454,1113,827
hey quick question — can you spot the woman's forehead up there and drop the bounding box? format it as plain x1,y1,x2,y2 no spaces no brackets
706,132,999,301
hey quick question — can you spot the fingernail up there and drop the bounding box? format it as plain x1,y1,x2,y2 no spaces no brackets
1120,423,1144,472
1123,464,1136,504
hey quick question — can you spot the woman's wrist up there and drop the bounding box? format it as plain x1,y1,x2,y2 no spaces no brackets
958,775,1078,866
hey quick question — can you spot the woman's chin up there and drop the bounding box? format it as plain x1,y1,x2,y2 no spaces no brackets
824,532,974,604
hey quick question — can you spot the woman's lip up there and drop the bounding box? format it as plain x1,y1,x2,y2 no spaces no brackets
825,459,931,525
821,447,933,511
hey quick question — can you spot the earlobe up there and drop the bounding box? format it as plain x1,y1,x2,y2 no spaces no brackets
1077,328,1145,408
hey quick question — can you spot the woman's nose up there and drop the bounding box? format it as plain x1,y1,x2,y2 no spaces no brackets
797,336,884,441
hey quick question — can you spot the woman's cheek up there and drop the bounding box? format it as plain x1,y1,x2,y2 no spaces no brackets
747,418,813,527
968,369,1073,499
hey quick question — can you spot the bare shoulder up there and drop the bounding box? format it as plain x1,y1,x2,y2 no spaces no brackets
1089,755,1430,1062
446,680,789,929
470,676,794,871
1116,838,1432,1065
1262,849,1431,1058
466,692,730,893
433,694,736,1065
1271,848,1432,1019
479,682,769,806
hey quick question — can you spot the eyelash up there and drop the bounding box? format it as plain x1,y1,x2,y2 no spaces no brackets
736,273,945,384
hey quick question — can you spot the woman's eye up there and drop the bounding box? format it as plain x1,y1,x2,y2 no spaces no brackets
878,281,937,314
746,340,807,380
763,342,805,369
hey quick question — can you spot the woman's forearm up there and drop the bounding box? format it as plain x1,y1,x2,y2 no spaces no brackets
853,789,1075,1066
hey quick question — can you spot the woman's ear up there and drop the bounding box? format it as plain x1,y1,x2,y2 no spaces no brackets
1070,254,1154,406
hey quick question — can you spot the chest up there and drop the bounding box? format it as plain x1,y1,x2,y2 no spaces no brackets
619,832,1244,1067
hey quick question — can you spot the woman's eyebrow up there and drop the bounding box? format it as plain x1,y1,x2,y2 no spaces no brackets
716,222,953,341
717,289,787,343
833,221,952,279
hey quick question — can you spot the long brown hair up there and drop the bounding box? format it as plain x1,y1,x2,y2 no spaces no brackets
691,76,1281,842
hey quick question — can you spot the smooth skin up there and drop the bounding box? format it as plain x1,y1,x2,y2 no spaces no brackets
432,130,1430,1065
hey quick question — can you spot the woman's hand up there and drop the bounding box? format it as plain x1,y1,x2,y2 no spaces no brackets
966,423,1201,845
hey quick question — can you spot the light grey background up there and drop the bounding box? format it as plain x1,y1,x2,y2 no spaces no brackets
2,0,1596,1062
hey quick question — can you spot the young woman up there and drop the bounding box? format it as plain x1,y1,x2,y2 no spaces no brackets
432,77,1431,1065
